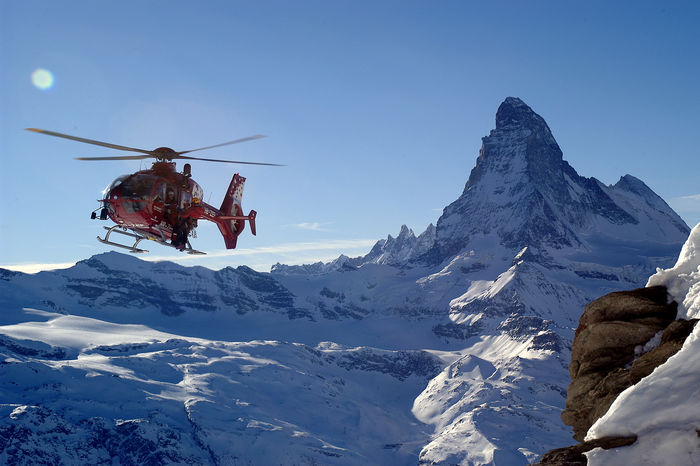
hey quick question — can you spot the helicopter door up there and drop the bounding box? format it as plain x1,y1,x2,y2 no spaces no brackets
180,190,192,210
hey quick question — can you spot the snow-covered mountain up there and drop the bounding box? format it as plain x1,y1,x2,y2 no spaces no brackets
0,97,691,465
429,97,687,263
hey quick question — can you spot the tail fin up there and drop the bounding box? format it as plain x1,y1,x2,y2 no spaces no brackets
220,174,246,220
216,174,257,249
218,174,246,249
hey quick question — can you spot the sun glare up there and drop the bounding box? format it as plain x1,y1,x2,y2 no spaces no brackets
31,69,54,90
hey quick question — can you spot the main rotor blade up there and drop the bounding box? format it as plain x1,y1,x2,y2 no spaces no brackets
26,128,152,154
75,154,155,161
177,135,266,155
175,154,284,166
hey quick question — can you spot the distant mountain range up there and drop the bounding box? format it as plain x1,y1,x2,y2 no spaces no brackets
0,97,690,465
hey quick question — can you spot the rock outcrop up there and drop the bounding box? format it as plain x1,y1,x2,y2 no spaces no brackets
534,285,698,464
535,435,638,466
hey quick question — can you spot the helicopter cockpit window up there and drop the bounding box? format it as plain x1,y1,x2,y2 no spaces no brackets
104,175,130,197
180,191,192,210
120,176,156,199
120,176,156,213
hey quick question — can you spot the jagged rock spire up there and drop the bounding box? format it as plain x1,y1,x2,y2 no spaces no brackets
466,97,563,191
495,97,553,132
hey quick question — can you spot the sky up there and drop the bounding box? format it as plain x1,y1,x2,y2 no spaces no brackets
1,0,699,273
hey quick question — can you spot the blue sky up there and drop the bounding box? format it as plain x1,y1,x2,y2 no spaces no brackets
1,0,699,272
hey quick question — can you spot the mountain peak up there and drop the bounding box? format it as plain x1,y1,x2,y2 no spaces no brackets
614,174,654,196
495,97,551,133
396,225,414,240
428,97,690,263
76,251,143,272
466,97,561,191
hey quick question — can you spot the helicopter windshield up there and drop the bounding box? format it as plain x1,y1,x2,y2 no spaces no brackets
103,175,129,198
119,175,157,214
120,176,156,199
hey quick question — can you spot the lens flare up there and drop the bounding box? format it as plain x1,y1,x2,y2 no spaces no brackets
31,69,54,90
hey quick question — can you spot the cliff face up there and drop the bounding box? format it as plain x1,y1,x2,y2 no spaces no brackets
537,285,698,464
563,286,681,441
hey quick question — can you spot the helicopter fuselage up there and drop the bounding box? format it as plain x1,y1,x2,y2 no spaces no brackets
95,161,256,252
102,162,204,235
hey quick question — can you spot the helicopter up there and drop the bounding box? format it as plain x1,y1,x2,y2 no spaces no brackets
26,128,282,255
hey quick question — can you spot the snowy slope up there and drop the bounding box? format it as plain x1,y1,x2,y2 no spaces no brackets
0,97,691,465
584,222,700,465
0,310,441,465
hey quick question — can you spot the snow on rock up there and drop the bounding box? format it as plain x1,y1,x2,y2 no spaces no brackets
585,222,700,465
362,224,437,266
647,222,700,320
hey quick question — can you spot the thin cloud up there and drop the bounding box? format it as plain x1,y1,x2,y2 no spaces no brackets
0,261,76,274
138,239,378,272
668,195,700,229
288,222,332,232
669,194,700,210
1,239,377,274
145,239,376,262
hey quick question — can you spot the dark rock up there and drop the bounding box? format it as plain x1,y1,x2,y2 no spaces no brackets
0,336,68,360
432,321,482,340
530,331,563,353
578,286,676,330
562,368,632,437
0,269,22,281
533,435,637,465
562,285,691,443
328,349,442,381
629,319,698,384
570,321,661,377
660,317,699,345
573,270,619,281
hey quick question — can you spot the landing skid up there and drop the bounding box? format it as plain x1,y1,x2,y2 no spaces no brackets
97,226,205,255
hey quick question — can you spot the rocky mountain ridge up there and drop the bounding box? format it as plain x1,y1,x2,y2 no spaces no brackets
276,97,688,275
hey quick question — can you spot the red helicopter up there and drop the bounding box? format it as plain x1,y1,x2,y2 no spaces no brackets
27,128,281,255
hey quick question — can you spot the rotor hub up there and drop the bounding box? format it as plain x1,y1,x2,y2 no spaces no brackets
153,147,178,161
